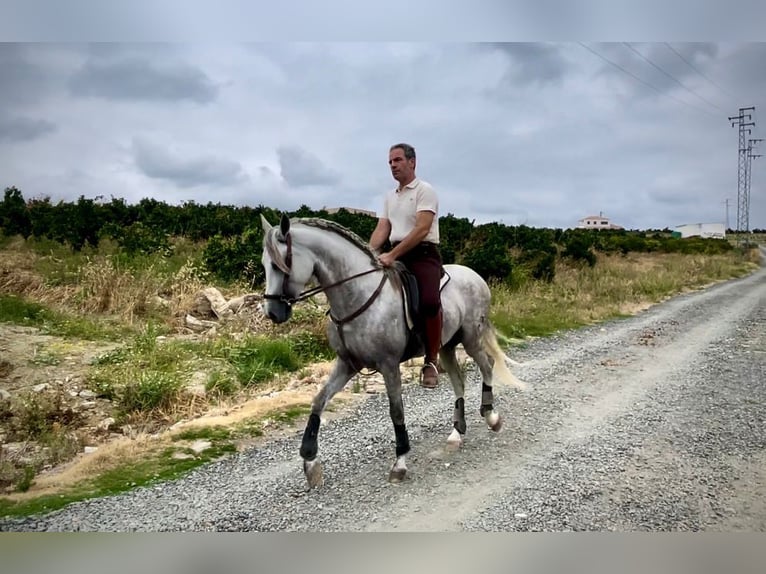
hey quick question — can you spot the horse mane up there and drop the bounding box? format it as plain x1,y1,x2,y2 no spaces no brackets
293,217,379,264
293,217,404,288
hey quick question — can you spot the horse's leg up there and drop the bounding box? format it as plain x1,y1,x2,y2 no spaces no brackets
380,362,410,483
300,357,356,488
439,343,467,451
463,343,503,433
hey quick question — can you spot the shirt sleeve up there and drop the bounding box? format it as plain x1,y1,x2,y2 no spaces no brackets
416,183,438,214
379,192,390,219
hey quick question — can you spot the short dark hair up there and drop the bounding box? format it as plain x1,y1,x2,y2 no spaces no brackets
390,143,416,160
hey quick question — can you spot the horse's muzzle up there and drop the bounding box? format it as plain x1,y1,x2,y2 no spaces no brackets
264,300,292,324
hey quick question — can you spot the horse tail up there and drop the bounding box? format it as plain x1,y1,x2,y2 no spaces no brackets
481,323,527,391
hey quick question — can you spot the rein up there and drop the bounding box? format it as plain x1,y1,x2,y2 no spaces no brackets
263,232,384,305
263,229,388,376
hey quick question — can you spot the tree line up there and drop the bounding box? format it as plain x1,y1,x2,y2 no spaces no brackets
0,186,743,287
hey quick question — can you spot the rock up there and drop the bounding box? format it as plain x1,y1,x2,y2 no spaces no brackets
190,440,212,454
153,296,171,308
172,452,195,460
202,287,234,319
0,389,11,401
33,383,51,393
185,372,208,397
191,288,234,320
79,389,97,399
225,293,262,313
185,314,218,333
84,446,98,454
97,417,116,432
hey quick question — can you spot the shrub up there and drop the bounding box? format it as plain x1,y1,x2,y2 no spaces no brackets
202,228,265,285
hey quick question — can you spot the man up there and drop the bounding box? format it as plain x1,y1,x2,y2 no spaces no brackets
369,143,443,389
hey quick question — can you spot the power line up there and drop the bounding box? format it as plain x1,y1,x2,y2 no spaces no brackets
578,42,719,119
622,42,722,111
663,42,737,101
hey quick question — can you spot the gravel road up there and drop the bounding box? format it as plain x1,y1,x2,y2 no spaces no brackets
2,253,764,532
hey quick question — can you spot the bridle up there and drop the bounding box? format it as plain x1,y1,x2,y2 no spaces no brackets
263,227,389,312
262,229,389,374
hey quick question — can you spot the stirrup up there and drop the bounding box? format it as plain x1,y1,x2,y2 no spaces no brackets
420,361,439,389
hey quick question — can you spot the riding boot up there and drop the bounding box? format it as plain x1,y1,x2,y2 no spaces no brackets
421,308,442,389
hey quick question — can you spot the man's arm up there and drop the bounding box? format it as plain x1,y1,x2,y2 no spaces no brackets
387,210,434,260
369,217,392,253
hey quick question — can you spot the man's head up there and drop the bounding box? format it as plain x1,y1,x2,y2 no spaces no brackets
389,143,416,186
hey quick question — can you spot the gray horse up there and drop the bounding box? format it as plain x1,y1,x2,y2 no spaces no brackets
260,214,525,488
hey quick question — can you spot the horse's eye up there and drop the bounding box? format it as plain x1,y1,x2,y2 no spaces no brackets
271,263,280,271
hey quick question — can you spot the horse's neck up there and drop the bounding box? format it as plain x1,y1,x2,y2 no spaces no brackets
299,226,383,311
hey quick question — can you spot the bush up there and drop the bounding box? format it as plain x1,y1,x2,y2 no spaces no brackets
561,233,596,267
202,227,265,285
103,221,171,256
461,240,512,282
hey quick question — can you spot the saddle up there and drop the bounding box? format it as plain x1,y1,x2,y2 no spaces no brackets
394,265,449,363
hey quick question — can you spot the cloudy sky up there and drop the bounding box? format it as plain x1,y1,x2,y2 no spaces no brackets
1,41,765,231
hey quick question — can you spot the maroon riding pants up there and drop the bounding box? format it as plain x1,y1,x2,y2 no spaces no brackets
394,241,443,318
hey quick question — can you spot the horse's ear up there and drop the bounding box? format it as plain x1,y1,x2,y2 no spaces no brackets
280,213,290,237
260,214,273,233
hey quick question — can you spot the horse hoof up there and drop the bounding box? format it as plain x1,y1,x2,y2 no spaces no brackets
488,414,503,432
388,456,407,483
445,440,462,452
446,428,463,451
388,467,407,483
304,459,324,489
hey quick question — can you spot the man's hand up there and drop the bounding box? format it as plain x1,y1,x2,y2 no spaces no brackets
378,252,396,267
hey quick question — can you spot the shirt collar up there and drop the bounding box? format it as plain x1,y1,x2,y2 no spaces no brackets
396,177,419,192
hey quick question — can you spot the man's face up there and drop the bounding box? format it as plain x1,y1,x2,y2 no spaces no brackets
389,148,415,183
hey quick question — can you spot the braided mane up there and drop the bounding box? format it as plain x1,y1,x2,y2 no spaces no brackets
293,217,379,264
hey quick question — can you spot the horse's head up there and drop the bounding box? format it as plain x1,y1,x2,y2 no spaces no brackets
260,213,314,324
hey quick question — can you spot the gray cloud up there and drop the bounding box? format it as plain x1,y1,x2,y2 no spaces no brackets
132,136,247,188
0,114,56,143
276,145,341,187
0,44,53,106
485,42,568,85
69,57,218,103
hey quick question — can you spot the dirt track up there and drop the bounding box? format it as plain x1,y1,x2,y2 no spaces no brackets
1,250,764,532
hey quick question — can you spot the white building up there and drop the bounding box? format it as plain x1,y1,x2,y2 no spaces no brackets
673,222,726,239
577,212,623,230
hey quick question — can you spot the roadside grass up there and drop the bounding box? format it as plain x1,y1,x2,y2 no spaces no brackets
490,250,760,339
0,403,315,518
85,325,335,422
0,294,132,341
0,235,213,331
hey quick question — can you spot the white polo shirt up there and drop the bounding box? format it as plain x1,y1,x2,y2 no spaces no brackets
381,178,440,244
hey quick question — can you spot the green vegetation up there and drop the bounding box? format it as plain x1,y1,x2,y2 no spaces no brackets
0,294,130,340
0,184,762,518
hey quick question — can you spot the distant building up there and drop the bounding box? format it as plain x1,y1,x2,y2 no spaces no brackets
672,222,726,239
577,212,623,230
322,206,377,217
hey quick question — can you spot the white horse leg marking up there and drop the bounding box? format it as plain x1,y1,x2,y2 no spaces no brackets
484,408,502,432
446,427,463,451
303,458,324,489
389,455,407,483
